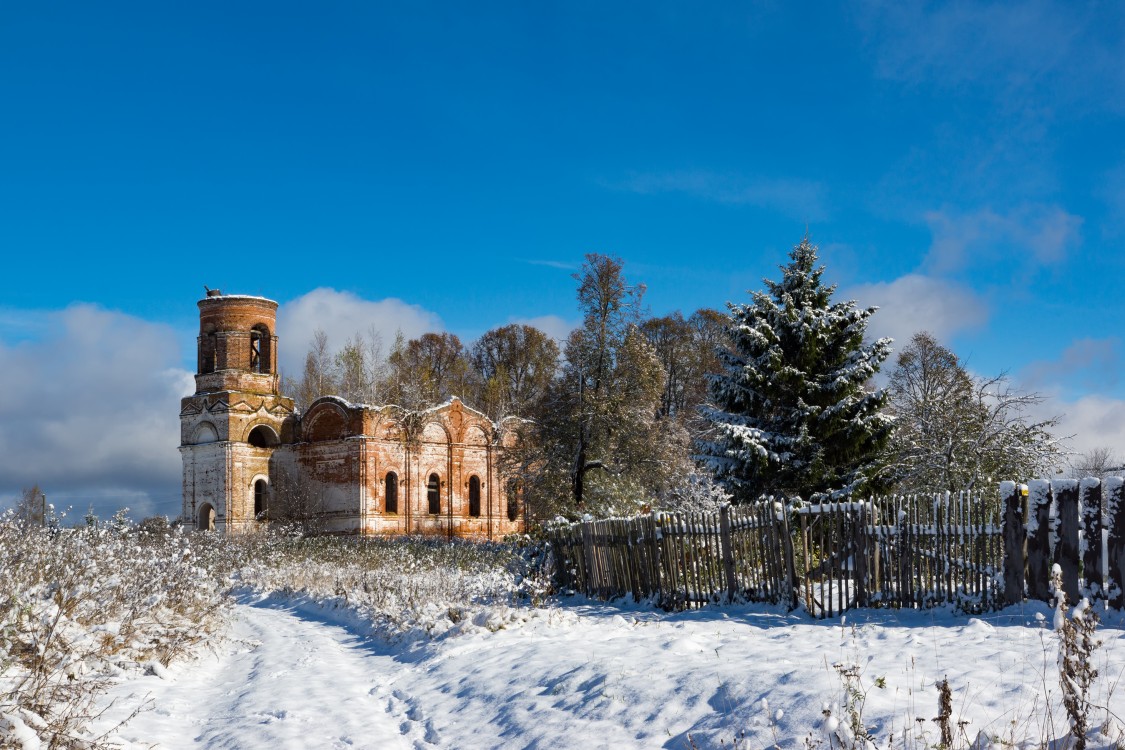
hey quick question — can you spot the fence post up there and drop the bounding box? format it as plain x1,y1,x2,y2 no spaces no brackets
649,513,664,608
719,504,738,603
1001,481,1025,606
582,520,596,597
782,502,800,610
854,502,869,608
1026,480,1053,603
1080,478,1103,600
1055,479,1081,604
1107,478,1125,610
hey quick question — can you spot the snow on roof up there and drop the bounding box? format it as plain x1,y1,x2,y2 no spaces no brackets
300,394,500,426
199,294,276,304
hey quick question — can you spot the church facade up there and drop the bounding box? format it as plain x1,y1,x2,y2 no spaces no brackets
179,290,523,539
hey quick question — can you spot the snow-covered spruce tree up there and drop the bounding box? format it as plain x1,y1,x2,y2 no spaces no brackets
699,237,893,502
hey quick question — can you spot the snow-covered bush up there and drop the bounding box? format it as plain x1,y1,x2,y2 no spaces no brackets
0,517,231,749
228,534,553,638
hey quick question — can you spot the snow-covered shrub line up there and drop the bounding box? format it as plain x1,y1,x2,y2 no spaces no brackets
226,533,553,640
0,519,232,749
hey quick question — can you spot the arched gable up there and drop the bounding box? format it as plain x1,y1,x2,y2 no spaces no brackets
304,399,353,442
464,424,489,447
192,421,219,444
421,420,450,444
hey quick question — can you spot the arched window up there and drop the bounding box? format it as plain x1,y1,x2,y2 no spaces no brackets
506,479,520,522
250,325,271,374
247,424,279,448
385,472,398,514
253,479,268,520
468,476,481,517
427,473,441,515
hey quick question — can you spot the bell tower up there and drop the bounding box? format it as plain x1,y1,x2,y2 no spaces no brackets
180,289,295,533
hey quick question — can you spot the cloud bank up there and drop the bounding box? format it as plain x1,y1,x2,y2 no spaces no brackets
0,304,194,519
275,288,445,377
845,274,989,349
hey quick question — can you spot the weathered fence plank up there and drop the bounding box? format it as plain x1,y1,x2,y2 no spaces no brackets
1108,479,1125,610
1080,478,1103,599
1026,480,1052,603
1055,479,1081,603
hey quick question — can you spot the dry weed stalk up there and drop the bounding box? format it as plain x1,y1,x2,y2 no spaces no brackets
1052,565,1101,750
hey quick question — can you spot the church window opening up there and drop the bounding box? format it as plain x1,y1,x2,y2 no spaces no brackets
200,331,216,374
250,325,271,374
247,424,279,448
254,480,268,520
427,474,441,515
385,472,398,514
506,479,520,522
468,476,481,517
250,330,263,373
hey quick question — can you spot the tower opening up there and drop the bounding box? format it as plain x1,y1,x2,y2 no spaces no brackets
247,424,280,448
250,325,272,374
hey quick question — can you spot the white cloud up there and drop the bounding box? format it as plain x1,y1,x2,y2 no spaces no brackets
845,274,989,348
612,170,828,221
509,314,579,345
923,204,1082,275
276,288,444,377
0,304,194,519
1035,393,1125,466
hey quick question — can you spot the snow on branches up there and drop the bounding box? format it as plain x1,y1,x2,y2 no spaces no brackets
699,237,892,502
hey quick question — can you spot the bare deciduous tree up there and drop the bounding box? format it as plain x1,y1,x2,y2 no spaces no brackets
884,331,1063,492
9,484,47,528
1068,446,1123,481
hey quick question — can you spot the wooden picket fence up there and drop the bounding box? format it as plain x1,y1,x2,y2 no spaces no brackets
547,477,1125,616
550,504,797,609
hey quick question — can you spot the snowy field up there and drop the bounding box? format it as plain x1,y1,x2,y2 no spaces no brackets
93,592,1125,750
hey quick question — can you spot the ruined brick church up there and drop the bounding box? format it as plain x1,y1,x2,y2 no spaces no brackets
179,290,523,539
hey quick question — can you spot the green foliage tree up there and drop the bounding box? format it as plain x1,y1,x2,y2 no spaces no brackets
516,254,693,516
470,324,560,420
700,237,892,501
642,307,728,435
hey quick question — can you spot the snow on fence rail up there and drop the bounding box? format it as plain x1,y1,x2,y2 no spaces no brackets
547,477,1125,617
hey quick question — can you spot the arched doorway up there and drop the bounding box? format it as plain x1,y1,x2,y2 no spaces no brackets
198,503,216,531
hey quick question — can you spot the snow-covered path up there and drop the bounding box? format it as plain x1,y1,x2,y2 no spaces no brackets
100,597,437,749
96,594,1125,749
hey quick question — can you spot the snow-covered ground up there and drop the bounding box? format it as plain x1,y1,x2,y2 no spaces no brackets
95,592,1125,749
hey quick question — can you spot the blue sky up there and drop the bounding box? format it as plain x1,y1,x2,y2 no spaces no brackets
2,2,1124,518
